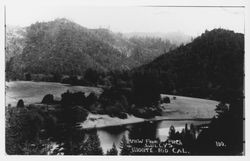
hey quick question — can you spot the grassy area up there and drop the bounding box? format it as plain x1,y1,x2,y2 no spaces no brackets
6,81,218,128
160,94,218,119
6,81,103,106
79,94,218,130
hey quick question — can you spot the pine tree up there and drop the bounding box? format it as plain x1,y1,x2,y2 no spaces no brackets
81,131,103,155
6,107,49,154
119,135,130,155
189,123,196,139
106,143,118,155
168,125,176,140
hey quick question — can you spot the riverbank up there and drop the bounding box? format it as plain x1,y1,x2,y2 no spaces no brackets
79,94,218,130
78,112,213,130
6,81,218,130
78,113,144,129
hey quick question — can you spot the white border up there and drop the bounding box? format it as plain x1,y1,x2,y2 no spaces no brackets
0,0,249,161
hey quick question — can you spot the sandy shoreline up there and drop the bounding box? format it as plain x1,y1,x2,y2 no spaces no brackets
6,81,218,130
78,113,213,130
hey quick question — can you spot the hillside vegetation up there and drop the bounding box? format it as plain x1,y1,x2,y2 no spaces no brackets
5,27,244,155
138,29,244,101
6,18,175,79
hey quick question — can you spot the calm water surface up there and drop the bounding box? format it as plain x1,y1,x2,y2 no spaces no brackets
94,120,210,152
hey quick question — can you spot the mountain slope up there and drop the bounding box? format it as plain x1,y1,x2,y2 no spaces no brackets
6,18,176,78
90,28,175,65
6,26,26,61
125,31,192,46
7,19,129,75
139,29,244,101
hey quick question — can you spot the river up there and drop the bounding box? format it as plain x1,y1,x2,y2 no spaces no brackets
94,119,211,153
6,81,218,153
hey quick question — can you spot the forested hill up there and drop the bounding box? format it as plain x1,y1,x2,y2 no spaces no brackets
138,29,244,101
6,18,176,78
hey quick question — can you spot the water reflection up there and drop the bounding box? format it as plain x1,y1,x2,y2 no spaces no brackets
94,120,210,153
97,126,129,153
128,122,158,140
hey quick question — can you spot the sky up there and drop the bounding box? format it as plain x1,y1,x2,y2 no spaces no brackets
6,5,245,37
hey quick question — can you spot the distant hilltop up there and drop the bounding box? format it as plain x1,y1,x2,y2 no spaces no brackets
6,18,179,76
124,31,192,46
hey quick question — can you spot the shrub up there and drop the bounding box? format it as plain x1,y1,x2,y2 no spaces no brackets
61,91,86,106
25,73,31,81
116,112,128,119
161,96,170,103
16,99,24,108
99,88,129,115
61,76,78,85
85,93,98,107
41,94,54,104
63,106,89,124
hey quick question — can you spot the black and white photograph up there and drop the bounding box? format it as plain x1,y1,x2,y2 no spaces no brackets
3,0,247,157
